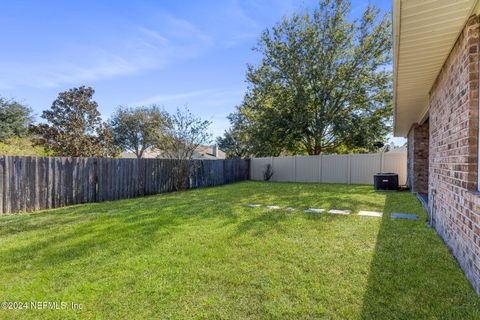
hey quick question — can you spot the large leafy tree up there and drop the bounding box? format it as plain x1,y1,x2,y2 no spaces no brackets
216,129,247,158
33,86,117,157
109,105,168,158
216,112,251,158
0,97,33,142
222,0,392,155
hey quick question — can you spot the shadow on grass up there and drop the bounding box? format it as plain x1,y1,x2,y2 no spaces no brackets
1,212,183,271
235,181,386,215
360,192,480,319
3,181,479,318
233,210,289,237
0,181,386,270
0,193,237,272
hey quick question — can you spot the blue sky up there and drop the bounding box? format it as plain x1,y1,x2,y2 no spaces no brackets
0,0,395,142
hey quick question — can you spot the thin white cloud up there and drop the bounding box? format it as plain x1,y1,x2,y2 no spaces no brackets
0,1,319,89
218,0,319,48
131,89,221,106
223,32,259,48
0,14,212,89
218,1,262,48
131,88,243,108
130,87,245,138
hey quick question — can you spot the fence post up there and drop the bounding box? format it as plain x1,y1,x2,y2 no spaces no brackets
249,158,253,180
380,152,385,173
93,157,98,202
294,156,297,182
348,154,352,184
0,156,3,214
318,154,322,183
270,157,273,181
5,157,11,213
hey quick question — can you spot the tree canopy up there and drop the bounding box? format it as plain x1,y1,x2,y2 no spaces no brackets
0,97,33,142
156,107,212,190
218,0,392,156
157,107,212,161
216,112,251,158
109,105,168,158
32,86,117,157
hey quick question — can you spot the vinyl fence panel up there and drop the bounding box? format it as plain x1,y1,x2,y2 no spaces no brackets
383,152,408,186
272,156,295,182
250,152,407,186
250,157,272,181
295,155,320,183
321,155,349,184
350,153,382,184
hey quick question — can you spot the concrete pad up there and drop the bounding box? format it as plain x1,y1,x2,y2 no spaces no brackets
358,211,383,217
391,213,419,220
328,209,352,215
247,204,262,208
266,205,281,209
304,208,325,213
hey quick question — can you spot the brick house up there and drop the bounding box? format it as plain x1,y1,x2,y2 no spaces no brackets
393,0,480,294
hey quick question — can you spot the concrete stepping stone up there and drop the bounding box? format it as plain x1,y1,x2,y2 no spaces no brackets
358,211,383,217
328,209,352,215
304,208,325,213
391,213,419,220
266,205,281,209
247,204,262,208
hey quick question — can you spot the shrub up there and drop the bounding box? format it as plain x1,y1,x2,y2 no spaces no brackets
263,164,274,181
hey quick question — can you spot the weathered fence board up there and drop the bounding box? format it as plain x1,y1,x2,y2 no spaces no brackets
0,156,249,214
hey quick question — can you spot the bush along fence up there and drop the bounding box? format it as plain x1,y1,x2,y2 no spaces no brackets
250,152,407,185
0,156,250,214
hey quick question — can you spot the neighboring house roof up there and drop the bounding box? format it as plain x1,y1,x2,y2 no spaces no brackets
120,145,226,159
393,0,479,137
193,145,226,159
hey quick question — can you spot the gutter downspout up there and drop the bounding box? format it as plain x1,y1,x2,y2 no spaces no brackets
428,189,436,228
392,0,401,137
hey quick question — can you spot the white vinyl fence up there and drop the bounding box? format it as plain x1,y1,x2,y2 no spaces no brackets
250,152,407,185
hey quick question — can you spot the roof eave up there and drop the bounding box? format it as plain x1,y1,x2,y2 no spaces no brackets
392,0,479,137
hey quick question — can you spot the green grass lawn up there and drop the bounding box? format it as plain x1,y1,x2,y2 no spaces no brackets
0,181,478,319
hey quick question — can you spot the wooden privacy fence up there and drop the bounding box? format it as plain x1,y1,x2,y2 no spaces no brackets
250,152,407,185
0,156,249,214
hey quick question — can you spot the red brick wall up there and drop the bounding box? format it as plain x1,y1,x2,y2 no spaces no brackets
429,15,480,294
407,121,429,194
